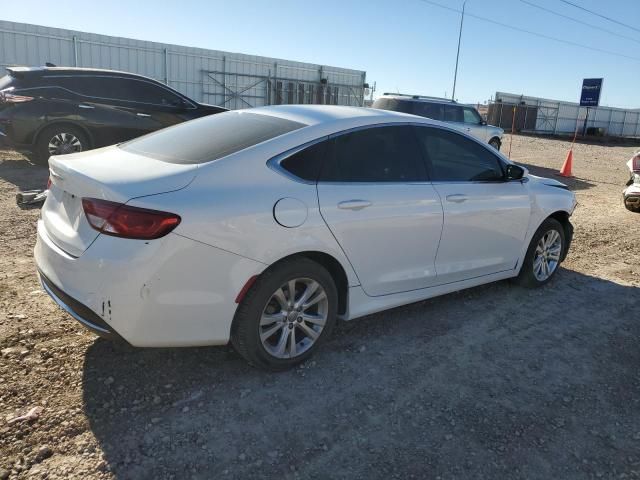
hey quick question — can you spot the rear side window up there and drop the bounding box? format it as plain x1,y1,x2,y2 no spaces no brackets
121,111,305,164
279,140,328,182
443,105,463,122
414,127,503,182
320,126,426,183
413,102,444,120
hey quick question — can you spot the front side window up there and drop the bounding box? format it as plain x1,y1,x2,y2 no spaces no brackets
414,127,504,182
319,126,426,183
463,107,482,124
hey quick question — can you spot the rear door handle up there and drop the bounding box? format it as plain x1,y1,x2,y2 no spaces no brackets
446,194,468,203
136,113,151,117
337,200,372,211
78,104,94,109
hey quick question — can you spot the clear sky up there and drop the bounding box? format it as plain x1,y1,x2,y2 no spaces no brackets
2,0,639,108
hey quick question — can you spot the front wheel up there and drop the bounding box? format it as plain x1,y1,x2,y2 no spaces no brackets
489,138,501,150
231,258,338,371
515,218,565,288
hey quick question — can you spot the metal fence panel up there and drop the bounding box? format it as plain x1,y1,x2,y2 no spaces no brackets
494,91,640,138
0,20,366,109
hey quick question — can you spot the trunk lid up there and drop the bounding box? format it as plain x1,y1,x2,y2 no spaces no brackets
43,145,197,257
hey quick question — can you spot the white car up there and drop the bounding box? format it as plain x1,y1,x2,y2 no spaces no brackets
372,94,504,150
35,105,576,370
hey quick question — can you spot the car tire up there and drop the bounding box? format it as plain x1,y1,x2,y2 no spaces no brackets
33,125,90,165
231,258,338,371
489,138,501,150
515,218,565,288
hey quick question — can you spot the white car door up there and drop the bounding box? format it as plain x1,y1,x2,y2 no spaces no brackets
414,126,531,284
317,125,444,297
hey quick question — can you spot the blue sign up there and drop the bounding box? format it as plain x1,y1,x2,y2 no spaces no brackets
580,78,603,107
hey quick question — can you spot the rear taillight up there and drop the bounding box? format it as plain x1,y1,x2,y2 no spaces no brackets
632,154,640,172
81,198,181,240
0,88,34,103
46,177,52,190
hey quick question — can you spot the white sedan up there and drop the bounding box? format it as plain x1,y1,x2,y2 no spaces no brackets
35,105,576,370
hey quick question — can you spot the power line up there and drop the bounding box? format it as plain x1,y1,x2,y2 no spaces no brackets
415,0,640,62
520,0,640,45
558,0,640,34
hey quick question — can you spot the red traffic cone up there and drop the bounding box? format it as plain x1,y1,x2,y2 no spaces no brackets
559,149,573,177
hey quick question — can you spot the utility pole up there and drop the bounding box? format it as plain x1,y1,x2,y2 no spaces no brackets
451,0,467,101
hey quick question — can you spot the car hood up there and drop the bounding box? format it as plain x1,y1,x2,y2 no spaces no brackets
527,173,568,189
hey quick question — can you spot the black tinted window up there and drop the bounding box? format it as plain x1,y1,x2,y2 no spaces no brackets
121,111,304,164
443,105,463,122
415,127,503,182
280,140,328,182
371,98,414,114
320,126,426,182
47,75,184,106
413,102,444,120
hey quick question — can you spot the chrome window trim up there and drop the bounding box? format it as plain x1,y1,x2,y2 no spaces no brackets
268,121,517,186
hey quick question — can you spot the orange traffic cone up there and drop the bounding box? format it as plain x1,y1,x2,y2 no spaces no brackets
559,149,573,177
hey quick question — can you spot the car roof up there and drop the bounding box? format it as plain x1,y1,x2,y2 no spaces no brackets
6,66,155,81
248,104,438,128
379,94,458,105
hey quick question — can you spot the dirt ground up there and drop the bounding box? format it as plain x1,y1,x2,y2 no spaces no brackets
0,135,639,480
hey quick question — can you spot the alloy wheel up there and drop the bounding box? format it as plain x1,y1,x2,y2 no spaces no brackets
48,133,83,155
259,277,328,359
533,229,562,281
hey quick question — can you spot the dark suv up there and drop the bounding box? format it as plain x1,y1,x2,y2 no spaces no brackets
0,66,226,163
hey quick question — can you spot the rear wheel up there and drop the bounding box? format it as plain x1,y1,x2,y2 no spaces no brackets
489,138,501,150
33,125,90,165
515,218,565,288
231,258,338,371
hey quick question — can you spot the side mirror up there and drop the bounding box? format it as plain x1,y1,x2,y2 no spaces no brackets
480,120,487,126
505,164,525,181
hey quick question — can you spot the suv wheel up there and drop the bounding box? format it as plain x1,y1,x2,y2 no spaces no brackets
34,125,90,165
489,138,501,150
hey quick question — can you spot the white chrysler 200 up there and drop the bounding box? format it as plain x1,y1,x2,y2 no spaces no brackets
35,105,576,370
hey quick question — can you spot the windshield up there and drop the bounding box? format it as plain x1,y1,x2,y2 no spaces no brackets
120,110,305,164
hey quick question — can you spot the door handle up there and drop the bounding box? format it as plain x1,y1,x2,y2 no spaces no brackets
446,194,468,203
136,113,151,117
337,200,372,211
78,104,94,109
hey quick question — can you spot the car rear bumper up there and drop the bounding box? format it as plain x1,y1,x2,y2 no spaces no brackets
38,270,125,341
623,183,640,211
34,219,265,347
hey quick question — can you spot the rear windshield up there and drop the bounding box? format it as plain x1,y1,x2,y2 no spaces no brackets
120,111,305,164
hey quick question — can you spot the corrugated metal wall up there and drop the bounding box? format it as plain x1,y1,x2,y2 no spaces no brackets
0,20,366,109
492,91,640,138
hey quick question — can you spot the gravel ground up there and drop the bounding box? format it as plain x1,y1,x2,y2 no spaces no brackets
1,135,639,480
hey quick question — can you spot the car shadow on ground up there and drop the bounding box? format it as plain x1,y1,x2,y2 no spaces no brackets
0,150,48,192
81,270,640,479
516,162,596,191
